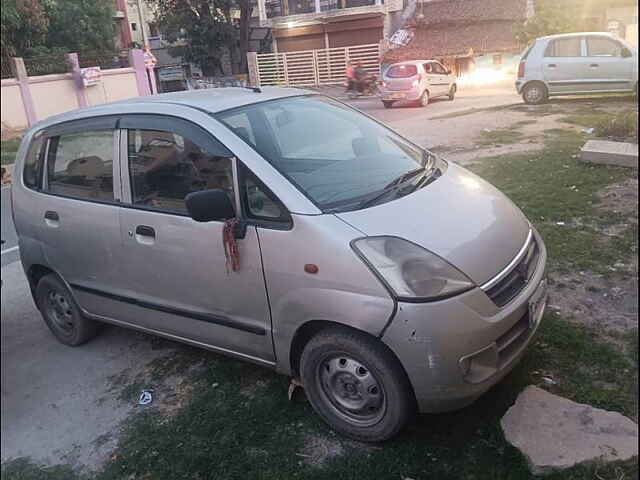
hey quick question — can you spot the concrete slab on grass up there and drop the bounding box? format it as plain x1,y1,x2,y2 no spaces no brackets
581,140,638,168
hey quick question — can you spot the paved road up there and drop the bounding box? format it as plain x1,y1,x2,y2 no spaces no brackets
1,186,19,267
0,85,521,470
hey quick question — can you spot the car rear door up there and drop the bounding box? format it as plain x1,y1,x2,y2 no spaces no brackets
109,113,275,365
542,36,587,94
583,35,636,92
36,117,124,318
431,62,452,96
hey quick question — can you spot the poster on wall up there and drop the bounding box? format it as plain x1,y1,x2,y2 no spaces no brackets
80,67,102,87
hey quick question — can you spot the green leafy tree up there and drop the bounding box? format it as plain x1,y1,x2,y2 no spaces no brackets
149,0,253,75
44,0,116,53
1,0,49,59
514,6,582,46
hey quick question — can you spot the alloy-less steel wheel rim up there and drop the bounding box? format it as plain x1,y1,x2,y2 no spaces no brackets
525,86,543,103
45,288,75,336
316,354,386,427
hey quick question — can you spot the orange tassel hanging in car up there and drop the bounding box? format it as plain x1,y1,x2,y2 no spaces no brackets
223,219,241,273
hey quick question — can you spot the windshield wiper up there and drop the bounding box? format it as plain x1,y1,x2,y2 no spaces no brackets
355,168,425,210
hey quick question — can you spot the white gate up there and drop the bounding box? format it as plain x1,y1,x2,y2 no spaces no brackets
250,43,380,87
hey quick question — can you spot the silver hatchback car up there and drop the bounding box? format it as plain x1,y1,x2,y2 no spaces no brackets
380,60,457,108
516,32,638,104
12,88,547,441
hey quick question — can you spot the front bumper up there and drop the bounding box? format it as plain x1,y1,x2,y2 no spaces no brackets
380,88,421,102
515,80,524,93
382,230,548,413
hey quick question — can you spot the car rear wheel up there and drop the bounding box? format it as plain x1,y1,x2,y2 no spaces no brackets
419,90,430,107
522,82,548,105
35,274,99,346
300,327,415,442
382,100,394,109
448,84,457,100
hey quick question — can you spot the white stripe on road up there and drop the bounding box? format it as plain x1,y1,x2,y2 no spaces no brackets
1,246,19,255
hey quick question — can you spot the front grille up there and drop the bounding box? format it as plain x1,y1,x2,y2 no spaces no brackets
496,311,531,368
486,237,539,307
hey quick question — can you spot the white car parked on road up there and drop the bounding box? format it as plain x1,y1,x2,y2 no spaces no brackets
380,60,457,109
516,32,638,104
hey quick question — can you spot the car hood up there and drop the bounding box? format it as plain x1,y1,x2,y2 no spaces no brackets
336,163,530,285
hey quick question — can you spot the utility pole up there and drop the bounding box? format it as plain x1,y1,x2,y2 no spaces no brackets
136,0,148,47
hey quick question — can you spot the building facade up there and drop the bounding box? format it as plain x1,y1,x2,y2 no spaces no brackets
258,0,401,52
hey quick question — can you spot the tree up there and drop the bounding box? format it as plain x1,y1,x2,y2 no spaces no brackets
149,0,253,76
1,0,49,59
44,0,116,53
1,0,115,60
514,6,582,46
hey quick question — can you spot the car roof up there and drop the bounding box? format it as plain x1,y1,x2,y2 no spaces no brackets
388,60,435,67
539,31,618,41
31,86,311,130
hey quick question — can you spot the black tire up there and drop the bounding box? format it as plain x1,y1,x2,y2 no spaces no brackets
35,274,99,346
300,327,415,442
419,90,430,107
448,84,457,101
382,100,394,109
522,82,548,105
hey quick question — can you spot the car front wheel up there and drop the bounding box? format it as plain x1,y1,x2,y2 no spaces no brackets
448,84,457,100
300,327,415,442
382,100,394,109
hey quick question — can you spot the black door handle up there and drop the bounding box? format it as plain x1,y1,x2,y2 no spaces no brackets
44,211,59,221
590,63,599,67
135,225,155,238
547,63,557,68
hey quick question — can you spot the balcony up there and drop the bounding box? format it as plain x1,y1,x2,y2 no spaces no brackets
265,0,380,20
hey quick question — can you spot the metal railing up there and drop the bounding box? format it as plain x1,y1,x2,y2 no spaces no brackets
255,43,380,87
1,61,13,79
78,51,130,70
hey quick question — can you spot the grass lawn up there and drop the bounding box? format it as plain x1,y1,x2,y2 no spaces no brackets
2,127,638,480
1,139,21,166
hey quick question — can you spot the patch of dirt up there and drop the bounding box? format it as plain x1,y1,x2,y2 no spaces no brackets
449,142,545,165
239,379,268,399
547,272,638,336
298,435,345,467
596,178,639,217
547,178,638,344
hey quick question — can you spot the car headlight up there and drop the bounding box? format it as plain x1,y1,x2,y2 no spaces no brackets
352,237,474,301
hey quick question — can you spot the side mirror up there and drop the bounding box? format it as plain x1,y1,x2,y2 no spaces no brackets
185,189,235,223
621,47,632,58
446,69,452,75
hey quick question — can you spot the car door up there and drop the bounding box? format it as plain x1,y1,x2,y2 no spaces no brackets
542,36,587,94
431,61,452,96
583,35,636,92
36,117,124,318
422,63,439,95
113,114,274,365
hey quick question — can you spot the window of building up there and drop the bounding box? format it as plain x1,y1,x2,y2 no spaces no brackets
493,54,503,66
587,36,623,57
545,37,582,57
127,129,235,215
131,22,138,31
46,130,115,202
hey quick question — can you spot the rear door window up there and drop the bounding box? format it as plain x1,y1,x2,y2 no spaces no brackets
586,37,623,57
545,37,582,57
432,62,447,74
387,64,418,78
45,130,115,202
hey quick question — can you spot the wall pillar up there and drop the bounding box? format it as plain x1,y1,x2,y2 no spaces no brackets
11,58,38,126
67,53,89,108
247,52,260,87
129,49,151,96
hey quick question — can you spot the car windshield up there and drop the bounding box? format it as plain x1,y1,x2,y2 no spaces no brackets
386,64,418,78
216,95,428,212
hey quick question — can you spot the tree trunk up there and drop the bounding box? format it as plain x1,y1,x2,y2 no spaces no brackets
238,0,252,73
